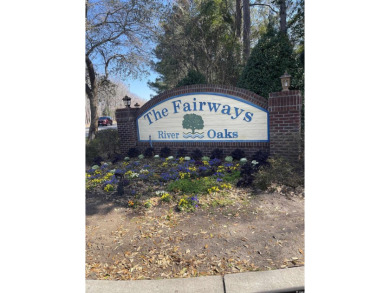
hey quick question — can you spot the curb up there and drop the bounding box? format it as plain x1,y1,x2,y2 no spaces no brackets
224,267,304,293
86,267,304,293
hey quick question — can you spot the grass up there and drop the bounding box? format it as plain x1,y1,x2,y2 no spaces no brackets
221,170,241,183
167,176,216,194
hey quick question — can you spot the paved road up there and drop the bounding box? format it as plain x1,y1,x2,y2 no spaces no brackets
85,124,117,138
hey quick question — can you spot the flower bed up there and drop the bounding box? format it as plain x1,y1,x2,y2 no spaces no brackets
86,155,305,280
86,156,248,211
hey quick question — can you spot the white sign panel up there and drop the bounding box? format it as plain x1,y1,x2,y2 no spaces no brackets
137,93,269,142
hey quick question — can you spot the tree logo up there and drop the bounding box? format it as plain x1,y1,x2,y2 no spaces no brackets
182,114,204,138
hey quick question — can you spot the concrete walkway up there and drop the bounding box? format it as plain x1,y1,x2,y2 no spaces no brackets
86,266,304,293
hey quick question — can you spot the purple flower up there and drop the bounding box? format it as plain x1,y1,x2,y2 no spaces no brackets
214,172,225,177
209,158,221,166
216,178,223,182
198,166,208,172
190,196,199,208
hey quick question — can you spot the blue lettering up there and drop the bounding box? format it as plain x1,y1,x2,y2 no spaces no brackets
172,100,182,113
153,109,162,121
233,132,238,138
162,108,168,117
224,129,233,138
208,102,221,112
144,112,154,125
183,102,191,112
243,112,254,122
199,102,207,111
157,131,179,139
207,129,216,139
193,98,197,111
221,105,231,115
231,107,245,120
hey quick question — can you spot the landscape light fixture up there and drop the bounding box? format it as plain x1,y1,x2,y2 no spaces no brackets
280,71,291,91
134,102,140,108
122,95,131,108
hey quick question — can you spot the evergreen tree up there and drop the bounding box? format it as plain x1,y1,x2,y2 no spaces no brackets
149,0,241,94
237,23,298,99
176,70,207,87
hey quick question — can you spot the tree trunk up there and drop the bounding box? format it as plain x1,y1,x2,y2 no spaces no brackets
243,0,250,62
235,0,242,38
86,56,99,142
279,0,287,34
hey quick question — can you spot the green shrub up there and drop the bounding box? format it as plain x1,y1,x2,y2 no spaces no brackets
176,148,187,158
222,170,241,183
191,149,203,161
254,157,304,190
176,70,206,87
86,140,99,165
94,129,120,156
231,149,245,161
144,147,154,158
159,147,171,158
237,23,299,99
127,148,140,158
211,148,224,160
86,129,120,164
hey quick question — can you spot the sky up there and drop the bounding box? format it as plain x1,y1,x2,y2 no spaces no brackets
128,71,159,101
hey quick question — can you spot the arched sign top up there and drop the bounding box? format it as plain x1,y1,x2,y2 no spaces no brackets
137,91,269,143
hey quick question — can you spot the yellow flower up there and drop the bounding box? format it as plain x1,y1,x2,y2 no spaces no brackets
179,172,190,179
208,186,220,194
221,183,232,190
179,198,188,206
104,184,114,192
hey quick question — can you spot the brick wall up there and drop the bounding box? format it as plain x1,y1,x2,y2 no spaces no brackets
115,85,302,160
268,90,302,162
115,108,140,153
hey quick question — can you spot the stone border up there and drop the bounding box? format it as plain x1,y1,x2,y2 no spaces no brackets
86,267,304,293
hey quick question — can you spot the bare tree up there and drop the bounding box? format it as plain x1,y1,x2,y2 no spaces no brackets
85,79,147,126
243,0,251,62
85,0,162,141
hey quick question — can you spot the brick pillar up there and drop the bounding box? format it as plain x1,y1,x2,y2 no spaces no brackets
115,108,139,154
268,90,302,162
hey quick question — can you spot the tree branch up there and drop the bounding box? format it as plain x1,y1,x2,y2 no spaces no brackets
249,3,278,13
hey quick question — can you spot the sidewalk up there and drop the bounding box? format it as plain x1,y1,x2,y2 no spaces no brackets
86,266,304,293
